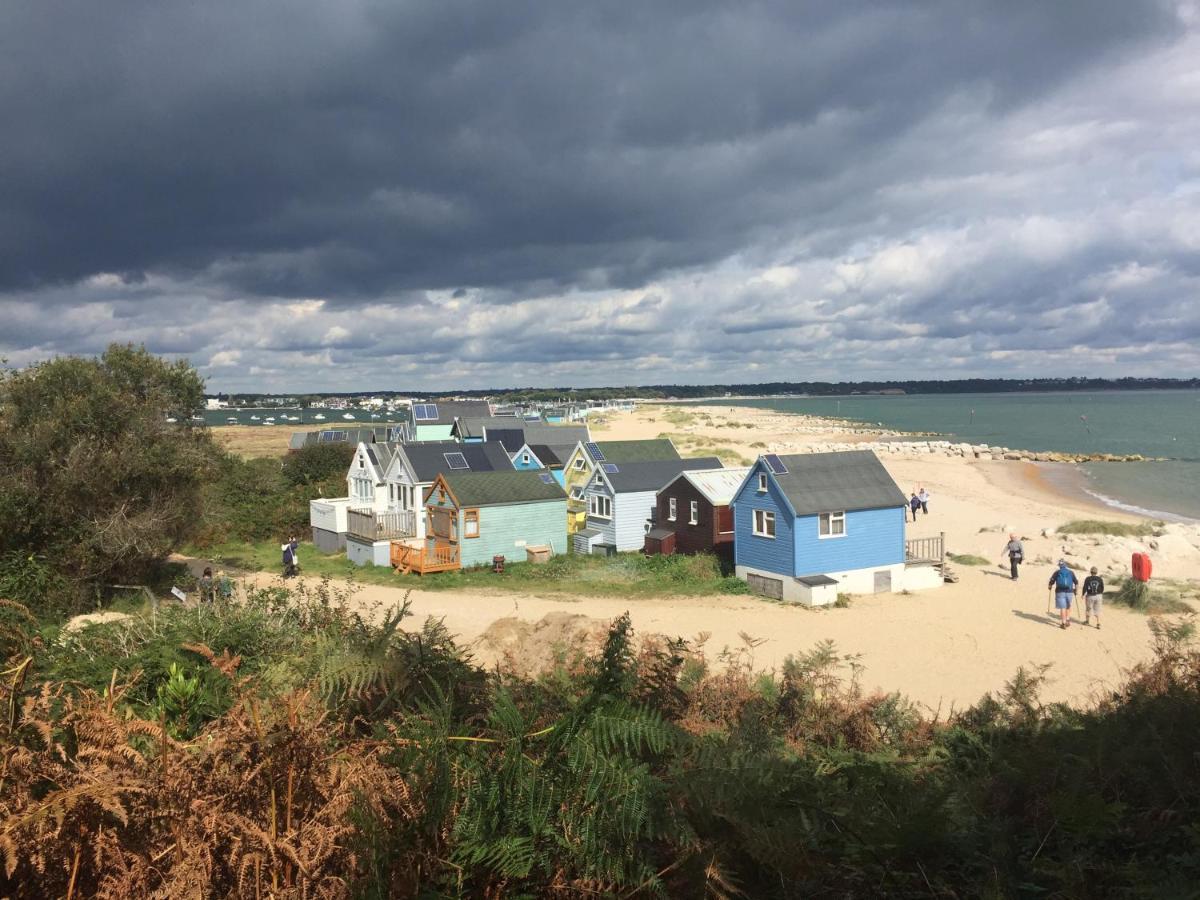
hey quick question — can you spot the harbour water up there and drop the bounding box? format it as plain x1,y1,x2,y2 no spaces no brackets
694,391,1200,522
201,408,407,427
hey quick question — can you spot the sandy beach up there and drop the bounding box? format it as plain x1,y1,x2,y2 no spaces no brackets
213,404,1200,711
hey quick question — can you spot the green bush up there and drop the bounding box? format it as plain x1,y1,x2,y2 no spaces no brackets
281,442,355,486
948,553,991,566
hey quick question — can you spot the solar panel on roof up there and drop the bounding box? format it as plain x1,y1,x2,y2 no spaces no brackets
318,430,348,442
413,404,440,421
585,441,605,461
764,454,788,475
601,463,619,474
539,472,554,484
443,452,469,470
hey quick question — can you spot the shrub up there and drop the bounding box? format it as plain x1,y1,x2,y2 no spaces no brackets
948,553,990,566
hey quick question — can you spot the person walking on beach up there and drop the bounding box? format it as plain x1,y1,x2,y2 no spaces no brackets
1082,567,1105,629
909,493,921,522
1048,560,1079,629
918,486,930,515
1002,533,1024,580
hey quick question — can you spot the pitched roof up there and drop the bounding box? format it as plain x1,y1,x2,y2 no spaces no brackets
585,439,680,464
522,424,590,446
673,467,752,505
401,441,514,482
766,451,906,515
526,444,566,468
411,400,492,426
440,470,566,507
599,457,723,494
453,416,520,439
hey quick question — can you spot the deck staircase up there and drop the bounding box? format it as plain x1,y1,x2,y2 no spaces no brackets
905,532,957,583
390,541,460,575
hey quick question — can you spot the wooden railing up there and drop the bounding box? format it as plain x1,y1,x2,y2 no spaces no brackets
390,541,461,575
906,532,945,567
347,509,416,542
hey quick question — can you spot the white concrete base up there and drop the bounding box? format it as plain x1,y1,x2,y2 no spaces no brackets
738,561,941,607
346,536,391,567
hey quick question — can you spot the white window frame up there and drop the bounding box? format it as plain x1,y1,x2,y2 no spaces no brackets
818,511,847,539
753,509,776,538
689,500,699,525
667,497,676,521
570,485,585,500
757,473,768,493
573,457,585,470
522,453,531,465
589,494,612,519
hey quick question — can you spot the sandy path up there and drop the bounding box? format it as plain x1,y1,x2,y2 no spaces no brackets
235,565,1161,713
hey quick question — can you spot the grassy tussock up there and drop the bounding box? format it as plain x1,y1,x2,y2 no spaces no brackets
1109,577,1197,614
1057,519,1162,537
948,553,991,566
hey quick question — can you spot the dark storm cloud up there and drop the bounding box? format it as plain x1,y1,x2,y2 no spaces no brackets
0,0,1182,298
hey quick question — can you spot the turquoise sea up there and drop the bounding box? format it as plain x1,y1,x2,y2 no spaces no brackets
688,391,1200,522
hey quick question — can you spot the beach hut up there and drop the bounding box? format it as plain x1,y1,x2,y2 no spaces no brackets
562,439,681,535
646,467,750,563
509,442,572,486
393,470,567,573
409,400,493,442
732,451,920,607
574,457,723,555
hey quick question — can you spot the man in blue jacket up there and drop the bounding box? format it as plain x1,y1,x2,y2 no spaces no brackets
1047,560,1078,629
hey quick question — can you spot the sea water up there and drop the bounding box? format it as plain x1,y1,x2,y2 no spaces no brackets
692,391,1200,522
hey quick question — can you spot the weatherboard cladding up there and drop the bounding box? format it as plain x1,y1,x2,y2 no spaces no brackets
793,506,906,577
769,450,906,515
440,470,567,507
733,472,796,577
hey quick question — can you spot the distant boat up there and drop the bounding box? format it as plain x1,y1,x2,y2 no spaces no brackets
250,415,260,421
342,413,356,421
190,415,204,422
165,417,177,424
314,414,326,421
226,417,238,424
370,413,380,419
265,417,276,424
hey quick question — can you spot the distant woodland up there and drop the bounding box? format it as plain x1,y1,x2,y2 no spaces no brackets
218,376,1200,405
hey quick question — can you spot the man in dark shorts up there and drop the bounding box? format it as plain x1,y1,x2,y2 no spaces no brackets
1002,533,1024,580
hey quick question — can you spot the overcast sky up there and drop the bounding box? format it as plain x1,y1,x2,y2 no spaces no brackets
2,1,1199,391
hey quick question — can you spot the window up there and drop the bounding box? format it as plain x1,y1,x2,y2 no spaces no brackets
522,453,531,465
464,509,479,538
757,473,768,492
574,457,585,470
753,509,776,538
818,511,846,538
689,501,699,525
668,497,677,521
589,495,612,519
570,485,585,500
359,457,365,469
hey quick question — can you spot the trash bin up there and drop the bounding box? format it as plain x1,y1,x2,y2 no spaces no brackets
525,545,551,564
492,555,505,574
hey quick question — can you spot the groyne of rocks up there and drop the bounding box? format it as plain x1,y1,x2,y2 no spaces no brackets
765,438,1155,464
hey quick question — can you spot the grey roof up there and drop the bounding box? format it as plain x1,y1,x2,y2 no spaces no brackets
440,470,567,507
487,428,528,452
401,441,514,482
576,527,601,540
768,451,906,515
414,400,492,426
453,416,521,439
796,574,840,587
586,439,680,463
600,457,723,494
646,527,674,540
526,444,566,468
521,423,590,446
288,432,312,450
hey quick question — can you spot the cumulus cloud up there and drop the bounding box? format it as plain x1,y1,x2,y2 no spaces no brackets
1,0,1198,389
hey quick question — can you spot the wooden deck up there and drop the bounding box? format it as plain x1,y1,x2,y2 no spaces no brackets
905,532,945,567
390,541,461,575
347,509,416,542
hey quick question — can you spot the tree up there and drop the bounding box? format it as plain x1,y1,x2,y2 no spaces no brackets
0,344,221,614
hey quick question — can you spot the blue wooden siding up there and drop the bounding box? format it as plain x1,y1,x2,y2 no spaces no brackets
793,505,905,577
552,470,565,487
510,450,542,471
460,500,567,568
583,477,617,546
732,463,794,576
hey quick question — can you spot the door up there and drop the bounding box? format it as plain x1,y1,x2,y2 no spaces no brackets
747,573,783,600
428,507,457,546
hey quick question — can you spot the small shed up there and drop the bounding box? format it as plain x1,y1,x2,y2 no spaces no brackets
643,526,676,556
